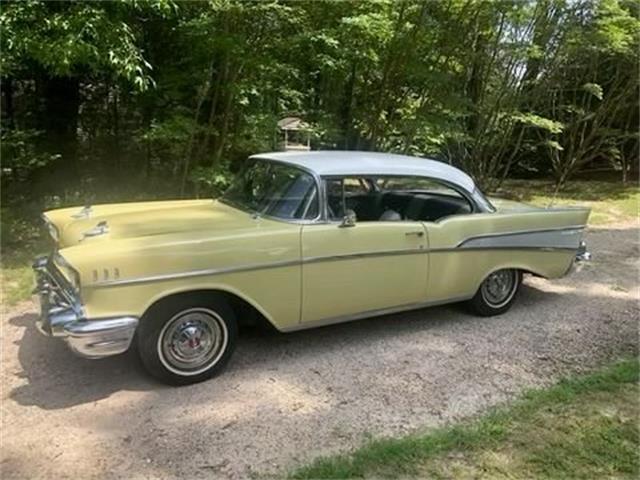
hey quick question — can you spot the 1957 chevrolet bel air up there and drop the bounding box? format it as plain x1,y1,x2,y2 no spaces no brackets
34,151,591,384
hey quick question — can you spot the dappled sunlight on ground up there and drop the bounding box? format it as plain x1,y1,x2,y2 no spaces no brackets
528,278,638,300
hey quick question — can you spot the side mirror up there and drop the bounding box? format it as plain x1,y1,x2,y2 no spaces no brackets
340,209,357,228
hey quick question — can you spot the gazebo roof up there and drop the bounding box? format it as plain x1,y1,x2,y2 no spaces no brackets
277,116,310,131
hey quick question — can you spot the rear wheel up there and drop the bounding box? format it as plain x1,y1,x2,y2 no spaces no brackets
468,269,522,316
137,294,237,385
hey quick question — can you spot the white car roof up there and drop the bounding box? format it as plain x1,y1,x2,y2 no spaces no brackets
250,151,477,193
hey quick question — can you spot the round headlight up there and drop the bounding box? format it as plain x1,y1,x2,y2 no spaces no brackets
54,253,81,291
48,223,59,242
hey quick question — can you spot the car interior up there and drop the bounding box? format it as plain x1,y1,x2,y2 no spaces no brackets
326,177,473,222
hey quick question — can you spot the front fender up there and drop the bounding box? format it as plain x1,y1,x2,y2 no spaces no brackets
79,265,301,331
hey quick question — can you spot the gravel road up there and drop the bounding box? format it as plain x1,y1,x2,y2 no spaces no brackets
2,223,638,479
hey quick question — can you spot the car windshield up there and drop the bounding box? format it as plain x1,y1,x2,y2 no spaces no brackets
221,159,319,220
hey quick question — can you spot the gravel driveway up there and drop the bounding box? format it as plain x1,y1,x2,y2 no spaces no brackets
2,223,638,479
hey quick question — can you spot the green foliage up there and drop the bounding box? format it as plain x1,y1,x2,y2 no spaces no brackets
0,1,154,89
1,129,59,180
582,82,605,100
534,0,640,186
189,165,232,197
0,0,637,210
513,113,564,134
0,205,50,305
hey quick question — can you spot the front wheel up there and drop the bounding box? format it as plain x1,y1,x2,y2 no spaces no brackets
137,294,237,385
468,269,522,316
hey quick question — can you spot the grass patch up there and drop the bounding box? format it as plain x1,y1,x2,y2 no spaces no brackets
494,180,638,225
1,265,36,306
1,208,48,306
290,358,640,479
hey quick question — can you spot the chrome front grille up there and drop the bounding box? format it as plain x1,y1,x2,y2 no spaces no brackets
33,254,139,357
33,255,83,335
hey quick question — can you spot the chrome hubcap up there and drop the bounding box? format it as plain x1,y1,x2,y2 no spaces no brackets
481,269,517,307
158,308,227,375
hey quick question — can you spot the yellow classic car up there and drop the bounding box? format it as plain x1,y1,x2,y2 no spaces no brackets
34,151,591,384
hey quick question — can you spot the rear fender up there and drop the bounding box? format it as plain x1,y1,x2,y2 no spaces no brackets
425,207,590,300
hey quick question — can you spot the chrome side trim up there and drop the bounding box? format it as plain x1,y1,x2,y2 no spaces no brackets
457,227,584,252
281,295,473,332
455,225,585,247
88,258,301,288
430,246,578,254
87,226,584,287
303,247,426,265
88,236,582,289
88,248,427,287
493,206,590,214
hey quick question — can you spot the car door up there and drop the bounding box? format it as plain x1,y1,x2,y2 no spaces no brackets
300,177,429,325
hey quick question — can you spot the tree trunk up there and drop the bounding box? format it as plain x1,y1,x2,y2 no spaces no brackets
211,89,235,167
112,84,120,173
1,77,15,129
42,75,80,173
465,15,486,139
340,61,357,150
180,60,215,195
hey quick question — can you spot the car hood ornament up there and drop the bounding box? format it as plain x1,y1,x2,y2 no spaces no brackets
82,220,109,239
72,205,93,219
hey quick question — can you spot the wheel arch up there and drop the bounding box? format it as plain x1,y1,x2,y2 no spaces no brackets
467,264,548,300
473,263,550,291
140,286,278,331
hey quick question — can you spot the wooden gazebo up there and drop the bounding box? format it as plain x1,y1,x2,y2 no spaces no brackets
277,116,311,151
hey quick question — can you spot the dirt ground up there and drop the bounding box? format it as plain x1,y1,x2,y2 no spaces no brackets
1,223,638,479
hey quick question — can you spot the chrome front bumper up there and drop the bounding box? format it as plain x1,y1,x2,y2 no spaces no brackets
33,255,138,359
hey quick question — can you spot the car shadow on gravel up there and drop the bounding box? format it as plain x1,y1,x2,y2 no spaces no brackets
7,301,480,410
211,296,553,376
8,311,158,409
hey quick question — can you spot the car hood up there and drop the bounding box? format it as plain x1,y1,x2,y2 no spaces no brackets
44,199,255,248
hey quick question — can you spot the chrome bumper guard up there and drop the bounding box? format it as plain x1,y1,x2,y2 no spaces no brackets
575,241,591,262
564,240,591,276
33,255,138,359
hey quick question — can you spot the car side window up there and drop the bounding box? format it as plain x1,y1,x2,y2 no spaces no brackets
343,178,371,194
325,176,398,222
375,176,472,222
300,184,319,220
325,175,473,223
325,178,346,220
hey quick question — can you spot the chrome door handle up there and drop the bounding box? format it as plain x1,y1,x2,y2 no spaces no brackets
405,231,424,237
